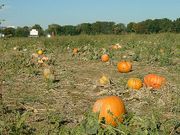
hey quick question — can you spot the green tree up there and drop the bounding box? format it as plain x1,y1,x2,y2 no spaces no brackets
91,21,115,34
132,23,145,34
91,22,102,34
48,24,61,35
15,26,29,37
3,27,16,37
113,23,126,34
127,22,136,32
173,18,180,32
76,23,91,34
159,18,173,32
61,25,78,35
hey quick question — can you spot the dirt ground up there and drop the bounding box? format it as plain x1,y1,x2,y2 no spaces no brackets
2,51,179,131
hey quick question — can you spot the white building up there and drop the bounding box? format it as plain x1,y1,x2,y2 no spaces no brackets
29,29,39,37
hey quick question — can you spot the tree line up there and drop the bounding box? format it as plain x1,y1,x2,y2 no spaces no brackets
1,18,180,37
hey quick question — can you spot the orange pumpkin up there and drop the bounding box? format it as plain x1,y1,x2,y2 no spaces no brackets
127,78,142,90
117,61,132,73
73,48,78,54
111,45,118,50
144,74,166,89
111,44,122,50
93,96,125,127
41,56,49,61
101,54,109,62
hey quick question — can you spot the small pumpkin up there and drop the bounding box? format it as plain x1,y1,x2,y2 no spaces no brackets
31,53,39,58
144,74,166,89
73,48,78,54
111,45,118,50
38,59,44,64
93,96,125,127
43,68,54,80
127,78,142,90
101,54,109,62
41,56,49,61
111,44,122,50
37,50,43,55
117,61,132,73
99,75,110,85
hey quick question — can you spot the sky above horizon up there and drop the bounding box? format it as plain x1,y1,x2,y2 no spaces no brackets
1,0,180,29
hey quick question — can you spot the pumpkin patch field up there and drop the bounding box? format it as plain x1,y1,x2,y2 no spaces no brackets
0,34,180,134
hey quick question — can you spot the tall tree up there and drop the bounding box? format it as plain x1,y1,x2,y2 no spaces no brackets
61,25,78,35
91,21,115,34
48,24,61,35
127,22,136,32
159,18,173,32
3,27,16,37
173,18,180,32
76,23,91,34
113,23,126,34
15,26,29,37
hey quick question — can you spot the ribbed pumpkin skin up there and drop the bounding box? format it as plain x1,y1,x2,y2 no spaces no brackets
117,61,132,73
93,96,125,127
127,78,142,90
101,54,109,62
144,74,166,89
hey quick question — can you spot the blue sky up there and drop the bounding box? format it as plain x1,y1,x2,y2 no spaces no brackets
1,0,180,29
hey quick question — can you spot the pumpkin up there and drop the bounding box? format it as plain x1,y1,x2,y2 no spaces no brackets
144,74,166,89
117,61,132,73
101,54,109,62
37,50,43,55
111,44,122,50
99,75,110,85
32,53,39,58
43,68,54,80
73,48,78,54
93,96,125,126
127,78,142,90
41,56,49,61
38,59,44,64
111,45,118,50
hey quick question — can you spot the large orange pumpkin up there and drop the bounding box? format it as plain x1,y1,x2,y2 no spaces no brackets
127,78,142,90
117,61,132,73
144,74,166,89
93,96,125,127
101,54,109,62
